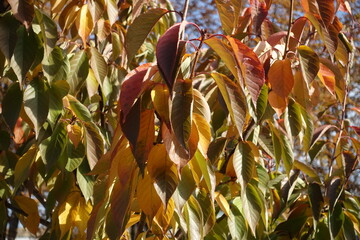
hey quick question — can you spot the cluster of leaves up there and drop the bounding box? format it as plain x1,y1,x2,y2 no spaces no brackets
0,0,359,239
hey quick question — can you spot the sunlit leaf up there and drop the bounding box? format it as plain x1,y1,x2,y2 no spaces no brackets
268,90,287,117
268,58,294,98
317,63,335,95
242,183,263,236
233,141,257,189
228,198,247,240
316,0,334,27
297,45,319,84
215,0,242,35
88,47,107,86
193,89,211,123
67,49,89,95
76,4,93,46
151,83,171,127
184,196,204,240
83,121,104,170
35,8,57,55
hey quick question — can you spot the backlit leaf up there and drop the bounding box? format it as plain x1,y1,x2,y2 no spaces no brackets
88,47,107,86
285,99,302,136
228,198,247,240
233,141,257,189
211,73,247,138
193,89,211,123
76,4,94,46
317,63,335,95
316,0,334,27
293,160,320,183
268,58,294,98
250,0,268,35
297,45,319,84
126,8,168,62
215,0,242,35
14,196,39,234
184,196,204,240
268,90,287,117
151,83,171,127
23,77,49,136
193,114,211,157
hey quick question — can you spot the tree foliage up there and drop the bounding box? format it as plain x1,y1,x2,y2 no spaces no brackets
0,0,359,239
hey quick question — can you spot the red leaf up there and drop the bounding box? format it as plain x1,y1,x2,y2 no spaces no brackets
119,63,157,122
249,0,268,35
267,31,287,47
227,36,265,103
289,17,308,51
156,22,187,91
316,0,334,27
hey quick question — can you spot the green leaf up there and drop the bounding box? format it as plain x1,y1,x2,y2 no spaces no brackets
193,151,216,198
126,8,168,62
67,49,89,95
233,141,257,189
184,196,204,240
83,122,104,170
329,203,344,239
280,133,294,175
297,45,320,84
14,145,37,191
242,183,263,236
2,81,22,131
299,105,314,152
67,95,92,122
76,160,95,203
173,165,196,211
34,8,57,55
48,80,69,126
308,182,324,221
0,12,20,60
66,142,85,172
285,99,302,136
42,46,69,83
293,160,320,183
171,78,193,151
256,84,268,121
211,73,247,138
343,214,356,240
11,26,40,83
23,77,49,136
88,47,107,86
41,121,67,174
228,198,247,240
7,0,34,29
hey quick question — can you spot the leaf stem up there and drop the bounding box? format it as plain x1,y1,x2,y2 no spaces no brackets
284,0,294,58
182,0,190,22
190,32,205,79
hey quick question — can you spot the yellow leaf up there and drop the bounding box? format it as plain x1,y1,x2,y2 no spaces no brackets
153,198,175,232
67,124,82,148
125,213,141,229
151,83,170,127
14,196,40,235
58,191,81,238
268,58,294,98
137,170,162,220
268,91,287,117
193,113,211,157
74,196,92,235
214,192,230,217
76,4,93,46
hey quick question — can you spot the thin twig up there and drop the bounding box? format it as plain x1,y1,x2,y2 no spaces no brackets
284,0,294,59
182,0,190,22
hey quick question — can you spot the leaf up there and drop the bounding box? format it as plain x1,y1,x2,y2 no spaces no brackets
133,109,155,172
310,124,336,149
67,49,89,95
250,0,268,35
285,99,302,136
173,165,196,211
228,198,247,240
147,144,178,206
77,160,95,203
86,68,99,98
0,12,20,60
120,99,141,148
211,73,247,138
11,26,40,83
156,22,186,91
215,0,242,35
66,141,85,172
256,84,268,121
329,203,344,238
76,4,93,46
14,145,37,191
293,160,320,183
317,63,336,95
137,170,162,220
184,196,204,240
297,45,320,84
308,182,324,221
41,121,67,174
14,196,39,234
327,177,342,212
7,0,34,29
42,46,69,83
105,0,118,25
34,8,57,55
268,58,294,98
193,151,216,198
292,71,310,108
193,88,211,122
268,90,287,117
151,83,171,126
288,17,308,51
154,198,175,232
193,114,211,157
2,82,23,131
215,192,230,217
119,63,153,121
226,36,265,103
242,183,263,236
88,47,107,86
48,80,69,126
280,133,294,175
233,141,257,189
66,95,92,122
316,0,334,27
126,8,168,62
171,78,193,151
23,77,49,136
83,122,104,170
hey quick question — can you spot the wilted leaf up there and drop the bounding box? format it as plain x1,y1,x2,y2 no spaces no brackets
126,8,168,62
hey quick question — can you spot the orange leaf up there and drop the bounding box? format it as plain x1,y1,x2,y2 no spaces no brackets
268,58,294,98
268,91,287,117
317,63,335,95
316,0,334,27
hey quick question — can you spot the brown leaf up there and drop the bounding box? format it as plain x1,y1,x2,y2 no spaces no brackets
316,0,334,27
268,91,287,117
268,58,294,98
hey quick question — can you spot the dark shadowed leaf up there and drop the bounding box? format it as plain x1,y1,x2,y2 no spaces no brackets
2,82,22,131
293,160,320,183
171,78,193,151
329,203,344,238
327,177,343,212
42,46,69,83
308,182,324,221
126,8,168,62
121,99,140,148
310,124,336,149
48,80,69,126
156,22,186,91
0,12,20,60
23,77,49,136
7,0,34,29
